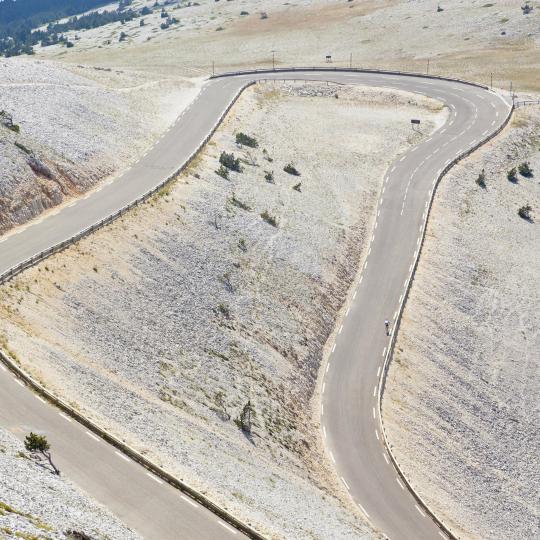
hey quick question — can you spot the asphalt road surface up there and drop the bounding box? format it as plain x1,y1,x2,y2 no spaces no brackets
0,69,510,540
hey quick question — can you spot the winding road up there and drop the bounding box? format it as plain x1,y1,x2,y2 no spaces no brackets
0,69,510,540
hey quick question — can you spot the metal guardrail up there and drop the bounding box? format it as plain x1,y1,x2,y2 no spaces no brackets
376,102,515,540
0,67,513,540
0,80,266,540
209,65,490,91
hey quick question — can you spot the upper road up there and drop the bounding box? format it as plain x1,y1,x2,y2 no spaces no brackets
0,70,510,539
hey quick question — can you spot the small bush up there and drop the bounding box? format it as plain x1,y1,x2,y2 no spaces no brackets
476,169,486,188
220,151,242,172
284,163,300,176
216,165,229,179
518,205,532,221
238,238,247,252
216,303,230,318
292,182,302,192
264,170,274,183
230,193,251,211
15,141,31,154
518,161,533,177
507,167,518,183
261,210,278,227
240,10,249,15
119,31,128,41
235,132,258,148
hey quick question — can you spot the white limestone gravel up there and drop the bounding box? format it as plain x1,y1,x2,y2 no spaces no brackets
0,82,444,540
383,106,540,539
0,427,140,540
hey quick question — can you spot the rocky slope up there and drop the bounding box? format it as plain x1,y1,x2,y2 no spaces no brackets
0,427,140,540
0,57,199,234
383,106,540,539
0,82,444,539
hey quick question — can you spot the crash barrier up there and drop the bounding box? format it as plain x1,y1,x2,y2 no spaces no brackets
0,80,266,540
515,99,540,108
209,65,490,91
210,67,513,540
0,67,513,540
376,104,515,539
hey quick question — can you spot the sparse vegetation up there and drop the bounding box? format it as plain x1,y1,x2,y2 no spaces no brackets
215,165,229,179
230,193,251,211
507,167,518,182
476,169,487,188
238,238,247,252
219,151,242,172
518,204,532,221
284,163,300,176
216,303,230,318
235,132,258,148
518,161,533,177
261,210,278,227
292,182,302,192
235,400,256,433
24,432,60,475
264,170,274,183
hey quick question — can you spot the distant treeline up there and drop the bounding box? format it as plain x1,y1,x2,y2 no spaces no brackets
0,0,148,57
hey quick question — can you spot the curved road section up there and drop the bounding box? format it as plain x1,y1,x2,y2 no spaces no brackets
0,70,510,540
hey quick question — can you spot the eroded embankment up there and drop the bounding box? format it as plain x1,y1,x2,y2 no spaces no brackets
383,106,540,540
0,82,445,539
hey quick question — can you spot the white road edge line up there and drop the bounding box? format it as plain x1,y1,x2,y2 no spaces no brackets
35,395,46,404
59,412,72,422
15,379,25,387
383,453,390,465
85,431,100,442
396,478,405,490
181,495,198,508
415,504,426,518
358,503,370,518
115,451,130,463
341,477,350,490
218,521,238,535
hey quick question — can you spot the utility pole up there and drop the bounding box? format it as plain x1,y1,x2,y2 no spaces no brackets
271,49,276,71
490,72,493,90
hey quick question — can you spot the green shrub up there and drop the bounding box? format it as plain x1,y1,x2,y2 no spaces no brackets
230,193,251,211
292,182,302,192
235,132,258,148
476,169,486,188
264,170,274,183
284,163,300,176
518,161,533,178
220,151,242,172
518,205,532,221
261,210,278,227
216,165,229,179
507,167,517,182
15,141,31,155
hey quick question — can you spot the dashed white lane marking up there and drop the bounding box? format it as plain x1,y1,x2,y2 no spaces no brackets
383,453,390,465
323,426,327,438
396,478,405,490
377,366,381,377
439,532,449,539
322,382,326,393
372,407,376,419
374,220,378,229
181,495,198,508
338,325,343,335
86,431,100,442
332,343,336,353
359,275,363,284
373,385,377,397
394,310,398,320
391,166,396,172
59,412,72,422
415,504,426,518
382,346,387,356
35,395,46,404
115,451,130,462
353,290,357,299
375,430,380,440
377,209,380,217
329,451,336,463
346,307,350,316
15,379,24,387
496,111,499,117
358,503,370,518
218,521,238,535
341,477,350,490
326,363,330,374
399,294,403,303
364,261,368,270
409,264,413,272
321,404,324,415
368,247,372,256
399,156,405,162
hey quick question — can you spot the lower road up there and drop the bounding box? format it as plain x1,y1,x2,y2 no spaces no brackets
0,69,510,539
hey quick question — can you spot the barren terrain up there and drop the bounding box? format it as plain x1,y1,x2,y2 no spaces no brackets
383,106,540,539
0,82,444,539
0,427,140,540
